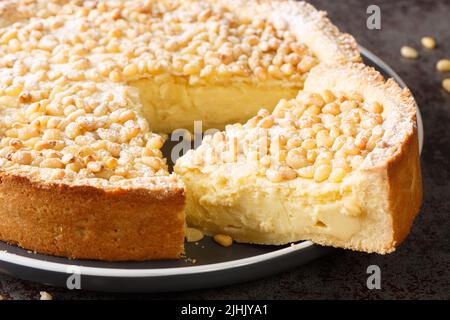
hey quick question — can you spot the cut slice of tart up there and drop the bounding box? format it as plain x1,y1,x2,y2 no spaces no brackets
0,80,186,261
175,63,423,254
0,0,361,260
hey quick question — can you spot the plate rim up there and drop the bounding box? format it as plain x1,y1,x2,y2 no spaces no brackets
0,241,315,277
0,47,424,280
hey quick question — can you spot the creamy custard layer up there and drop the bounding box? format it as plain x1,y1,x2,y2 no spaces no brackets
179,166,363,244
131,77,301,133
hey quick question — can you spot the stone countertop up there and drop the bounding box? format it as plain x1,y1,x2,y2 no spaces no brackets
1,0,449,300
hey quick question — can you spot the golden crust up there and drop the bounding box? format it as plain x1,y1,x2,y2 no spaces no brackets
0,172,186,261
385,127,422,252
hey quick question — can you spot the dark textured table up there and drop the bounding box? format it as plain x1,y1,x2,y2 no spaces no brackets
1,0,449,300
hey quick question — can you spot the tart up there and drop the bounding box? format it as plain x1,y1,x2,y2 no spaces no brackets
0,0,361,260
175,63,422,254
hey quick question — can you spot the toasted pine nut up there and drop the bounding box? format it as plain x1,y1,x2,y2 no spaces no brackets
213,234,233,247
442,79,450,93
421,37,436,49
185,227,204,242
436,59,450,72
401,46,419,59
39,291,53,300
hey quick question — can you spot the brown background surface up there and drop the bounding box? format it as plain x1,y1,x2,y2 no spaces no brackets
1,0,449,299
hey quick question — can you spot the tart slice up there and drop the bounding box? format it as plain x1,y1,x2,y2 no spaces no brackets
0,81,186,261
175,63,423,254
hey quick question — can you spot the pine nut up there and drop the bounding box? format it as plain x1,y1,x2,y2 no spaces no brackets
437,59,450,72
185,227,204,242
442,79,450,93
401,46,419,59
213,234,233,247
421,37,436,49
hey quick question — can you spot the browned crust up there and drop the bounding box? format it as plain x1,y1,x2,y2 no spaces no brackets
0,173,185,261
384,122,423,250
362,80,422,253
357,72,422,253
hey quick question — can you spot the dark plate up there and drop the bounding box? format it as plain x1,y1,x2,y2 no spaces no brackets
0,47,424,293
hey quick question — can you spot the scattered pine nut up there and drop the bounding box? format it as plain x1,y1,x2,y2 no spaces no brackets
39,291,53,300
213,234,233,247
436,59,450,72
185,227,204,242
401,46,419,59
442,79,450,93
421,36,437,49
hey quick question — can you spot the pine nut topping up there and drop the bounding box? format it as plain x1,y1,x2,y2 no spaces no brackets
188,90,386,184
0,1,384,189
0,0,325,184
